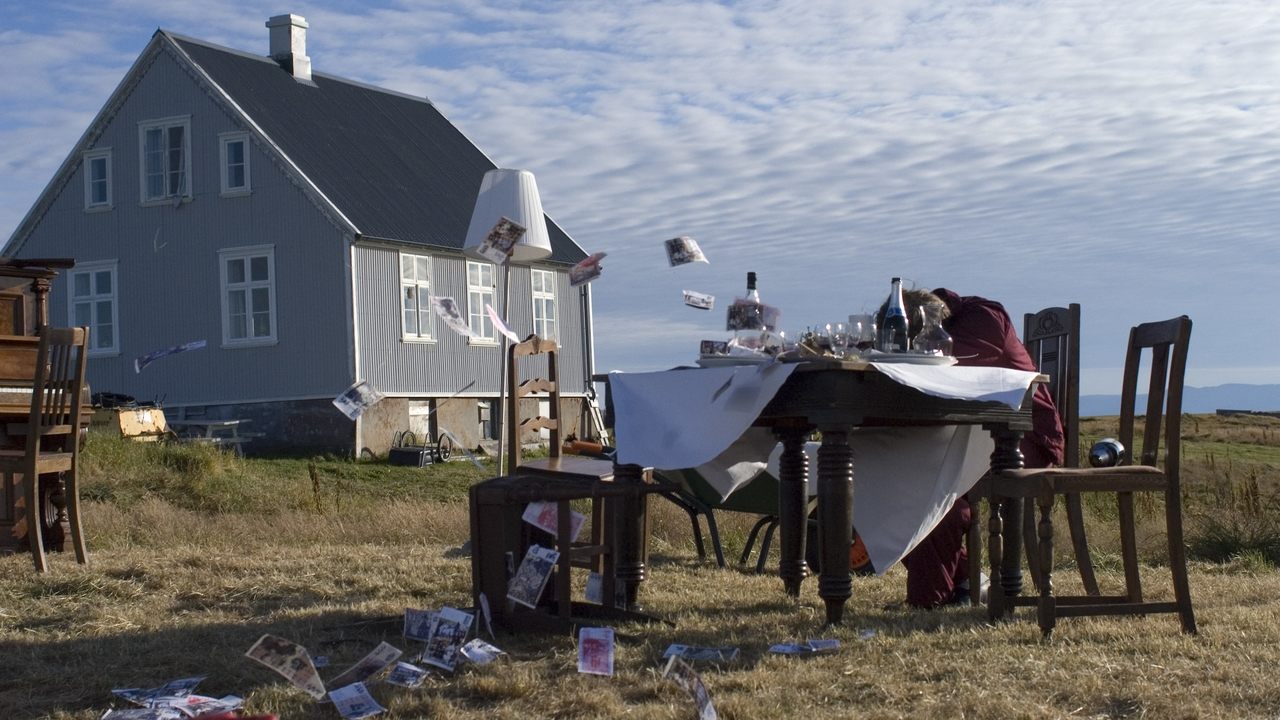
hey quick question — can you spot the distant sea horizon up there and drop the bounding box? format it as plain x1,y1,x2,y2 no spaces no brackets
1079,382,1280,417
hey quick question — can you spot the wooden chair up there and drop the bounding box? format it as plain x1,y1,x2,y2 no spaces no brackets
988,316,1196,635
0,327,90,572
967,304,1087,602
506,334,614,484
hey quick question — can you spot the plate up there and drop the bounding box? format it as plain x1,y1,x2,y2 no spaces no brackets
863,351,958,366
696,354,773,368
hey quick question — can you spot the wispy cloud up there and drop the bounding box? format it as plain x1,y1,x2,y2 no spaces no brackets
3,0,1278,390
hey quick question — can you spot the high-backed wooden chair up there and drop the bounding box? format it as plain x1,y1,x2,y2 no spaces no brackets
988,316,1196,635
0,327,90,572
967,304,1086,602
506,334,614,483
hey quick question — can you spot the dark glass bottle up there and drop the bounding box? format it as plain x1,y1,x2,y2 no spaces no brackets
878,277,909,352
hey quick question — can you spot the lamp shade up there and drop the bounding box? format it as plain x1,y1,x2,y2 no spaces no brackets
462,168,553,264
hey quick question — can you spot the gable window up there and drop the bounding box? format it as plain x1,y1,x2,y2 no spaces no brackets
220,133,250,195
466,260,496,343
83,149,112,210
400,253,433,341
531,268,557,341
68,260,118,355
219,245,276,347
139,116,191,203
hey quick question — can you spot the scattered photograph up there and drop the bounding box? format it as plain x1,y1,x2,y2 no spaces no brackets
459,638,506,665
569,252,607,286
478,592,495,639
663,656,718,720
384,662,429,688
429,295,479,339
112,676,206,707
328,641,402,689
664,236,708,266
684,290,715,310
244,634,326,699
699,339,729,356
577,627,615,676
662,644,740,662
507,544,560,609
475,216,526,265
332,380,386,420
585,571,603,605
403,608,437,643
485,303,522,343
134,339,207,373
328,682,385,720
420,606,474,672
521,500,586,542
100,709,185,720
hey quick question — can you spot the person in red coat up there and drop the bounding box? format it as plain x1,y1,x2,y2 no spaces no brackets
884,287,1064,608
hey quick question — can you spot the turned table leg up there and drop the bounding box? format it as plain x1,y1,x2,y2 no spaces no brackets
817,429,853,625
773,423,811,597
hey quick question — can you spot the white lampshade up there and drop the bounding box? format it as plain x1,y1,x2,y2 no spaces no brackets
462,168,553,264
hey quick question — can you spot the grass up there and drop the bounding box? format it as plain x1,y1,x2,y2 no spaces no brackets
4,417,1280,719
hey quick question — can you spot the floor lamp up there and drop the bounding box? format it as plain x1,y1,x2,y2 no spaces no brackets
462,169,553,477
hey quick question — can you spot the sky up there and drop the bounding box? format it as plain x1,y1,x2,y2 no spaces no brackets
2,0,1279,395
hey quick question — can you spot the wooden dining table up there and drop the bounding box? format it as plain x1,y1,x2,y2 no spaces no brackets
608,357,1041,624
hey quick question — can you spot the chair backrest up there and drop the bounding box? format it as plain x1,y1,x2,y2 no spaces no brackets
506,333,563,471
1023,305,1081,467
1117,316,1192,483
24,326,90,456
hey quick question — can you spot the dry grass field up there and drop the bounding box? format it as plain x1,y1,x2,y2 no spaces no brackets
3,414,1280,719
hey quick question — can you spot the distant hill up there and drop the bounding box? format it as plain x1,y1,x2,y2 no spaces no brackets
1079,383,1280,417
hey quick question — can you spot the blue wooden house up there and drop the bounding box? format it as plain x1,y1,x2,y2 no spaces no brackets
3,14,598,456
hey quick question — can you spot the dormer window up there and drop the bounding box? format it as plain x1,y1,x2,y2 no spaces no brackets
139,116,191,203
220,133,251,196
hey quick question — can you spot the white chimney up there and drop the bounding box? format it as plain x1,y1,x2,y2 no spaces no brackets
266,13,312,82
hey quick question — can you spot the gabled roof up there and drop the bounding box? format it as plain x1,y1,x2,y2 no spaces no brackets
8,30,587,265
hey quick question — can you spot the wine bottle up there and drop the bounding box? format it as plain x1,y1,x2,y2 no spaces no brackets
878,277,910,352
746,271,760,303
744,272,763,330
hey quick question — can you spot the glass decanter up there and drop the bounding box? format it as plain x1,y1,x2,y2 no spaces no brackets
913,302,953,355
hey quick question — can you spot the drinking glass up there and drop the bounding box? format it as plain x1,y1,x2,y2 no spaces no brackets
826,321,850,358
848,314,877,353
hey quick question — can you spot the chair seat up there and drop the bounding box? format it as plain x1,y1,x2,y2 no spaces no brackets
998,465,1168,494
0,448,73,474
518,455,615,482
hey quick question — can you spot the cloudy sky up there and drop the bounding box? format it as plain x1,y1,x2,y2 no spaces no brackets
3,1,1278,394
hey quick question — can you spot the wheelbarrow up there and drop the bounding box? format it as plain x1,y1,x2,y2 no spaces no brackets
388,429,453,467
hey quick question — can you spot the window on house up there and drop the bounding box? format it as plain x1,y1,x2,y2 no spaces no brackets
139,116,191,202
220,133,250,195
466,260,496,343
478,399,496,439
400,253,433,341
68,261,118,355
531,268,557,341
219,245,276,346
83,149,112,210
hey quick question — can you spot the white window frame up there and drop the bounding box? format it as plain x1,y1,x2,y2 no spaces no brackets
531,268,558,341
466,260,497,344
400,252,434,342
218,244,277,348
83,148,112,210
67,260,119,356
219,132,251,196
138,115,192,204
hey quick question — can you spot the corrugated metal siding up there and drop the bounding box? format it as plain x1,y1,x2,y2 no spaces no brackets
14,49,353,404
354,245,589,395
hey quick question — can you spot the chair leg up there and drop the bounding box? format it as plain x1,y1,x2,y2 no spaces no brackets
23,470,49,573
739,515,773,567
755,519,779,575
987,493,1006,621
1117,491,1143,603
1022,496,1042,593
703,510,727,568
685,507,708,560
64,469,88,564
966,495,983,607
1035,492,1057,637
1164,491,1198,634
1064,492,1097,595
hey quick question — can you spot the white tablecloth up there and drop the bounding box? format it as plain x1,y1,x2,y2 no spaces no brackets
608,360,1039,574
